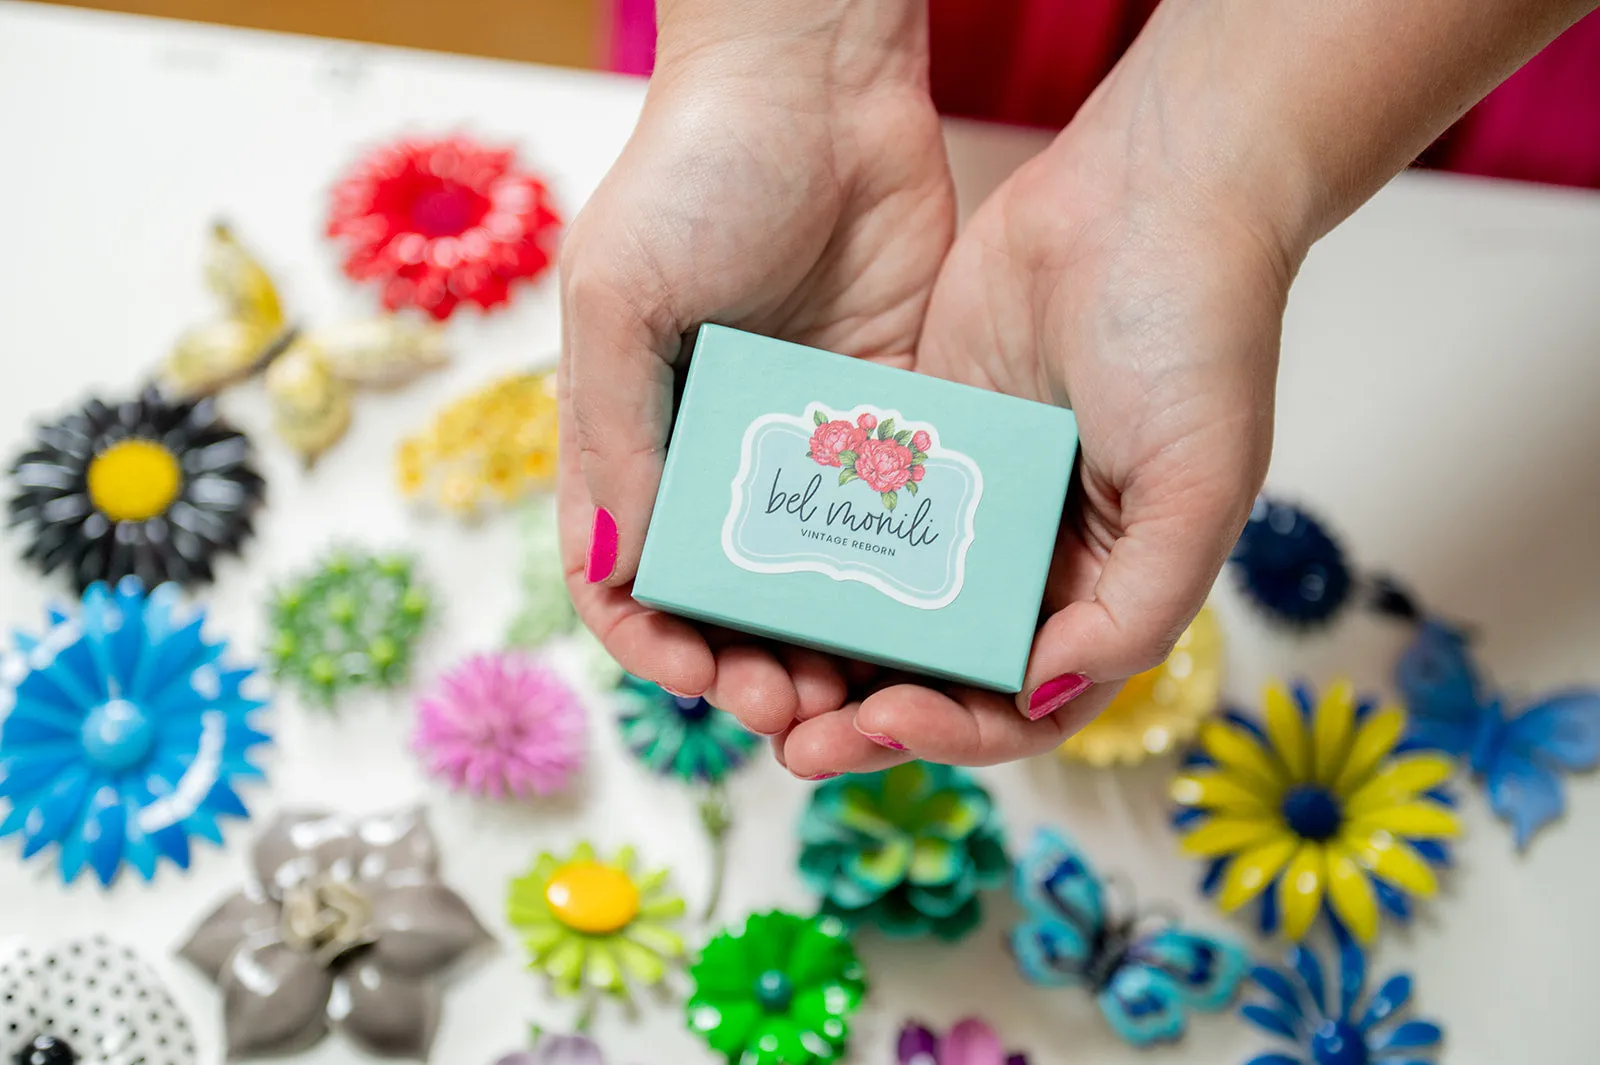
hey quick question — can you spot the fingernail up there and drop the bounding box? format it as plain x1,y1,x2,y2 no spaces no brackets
585,506,618,584
855,728,908,752
1027,672,1093,720
661,684,696,699
801,772,841,781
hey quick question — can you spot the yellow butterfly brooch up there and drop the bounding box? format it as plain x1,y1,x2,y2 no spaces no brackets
161,222,449,466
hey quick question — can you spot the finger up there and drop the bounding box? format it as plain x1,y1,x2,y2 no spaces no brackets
855,682,1118,766
1016,477,1256,721
780,647,849,722
705,644,799,736
770,727,793,771
560,237,681,587
781,707,915,780
558,355,714,695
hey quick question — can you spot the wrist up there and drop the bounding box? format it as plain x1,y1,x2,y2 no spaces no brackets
1049,4,1330,270
653,0,928,95
1073,0,1599,257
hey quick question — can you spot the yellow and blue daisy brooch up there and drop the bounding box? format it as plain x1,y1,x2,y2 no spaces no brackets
1171,680,1460,943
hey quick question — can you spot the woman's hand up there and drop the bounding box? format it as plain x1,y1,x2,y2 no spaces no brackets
558,0,954,734
774,36,1304,776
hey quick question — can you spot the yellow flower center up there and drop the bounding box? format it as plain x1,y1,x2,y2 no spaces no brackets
86,440,182,522
544,860,640,934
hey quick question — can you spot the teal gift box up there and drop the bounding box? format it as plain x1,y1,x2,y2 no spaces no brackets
634,325,1079,692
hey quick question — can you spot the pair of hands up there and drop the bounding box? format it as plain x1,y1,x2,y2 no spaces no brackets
555,12,1300,777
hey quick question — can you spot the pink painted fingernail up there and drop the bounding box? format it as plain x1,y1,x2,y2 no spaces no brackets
857,730,908,752
1027,672,1093,720
801,772,841,781
585,506,618,584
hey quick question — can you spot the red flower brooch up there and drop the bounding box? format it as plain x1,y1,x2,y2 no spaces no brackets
326,135,561,320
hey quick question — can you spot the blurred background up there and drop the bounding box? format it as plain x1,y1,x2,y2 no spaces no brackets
36,0,607,68
34,0,1600,190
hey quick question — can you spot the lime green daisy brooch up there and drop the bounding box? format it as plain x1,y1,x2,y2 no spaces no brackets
798,762,1008,941
507,842,686,1020
687,910,866,1065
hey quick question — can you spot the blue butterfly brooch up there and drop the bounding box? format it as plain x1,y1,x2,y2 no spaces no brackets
1393,613,1600,850
1008,827,1247,1046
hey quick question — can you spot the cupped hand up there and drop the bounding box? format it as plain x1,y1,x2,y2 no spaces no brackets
557,26,956,741
776,99,1303,776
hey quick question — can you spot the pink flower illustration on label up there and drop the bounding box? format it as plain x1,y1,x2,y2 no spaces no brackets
806,408,930,512
726,403,983,610
807,419,869,467
854,438,914,492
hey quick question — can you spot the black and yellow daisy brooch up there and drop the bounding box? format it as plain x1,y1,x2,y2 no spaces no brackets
8,388,265,589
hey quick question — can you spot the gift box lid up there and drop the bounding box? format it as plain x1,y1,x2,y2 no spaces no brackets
634,324,1078,693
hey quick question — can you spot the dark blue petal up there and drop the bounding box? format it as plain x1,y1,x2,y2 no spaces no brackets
1359,975,1412,1032
1200,856,1227,896
1336,932,1366,1021
1325,904,1352,945
1393,735,1455,757
1258,884,1281,936
1410,838,1450,866
1370,1020,1442,1052
1291,946,1327,1016
1223,711,1272,745
106,578,149,687
132,616,209,702
205,780,249,819
0,747,79,798
222,754,267,781
21,767,91,860
1249,965,1306,1022
1243,1056,1303,1065
1373,876,1412,921
88,797,127,887
222,722,273,758
148,821,191,871
1174,806,1209,831
184,806,224,846
1241,1004,1299,1041
2,695,81,740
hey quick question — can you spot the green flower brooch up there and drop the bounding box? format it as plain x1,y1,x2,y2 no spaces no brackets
687,910,865,1065
798,762,1008,941
267,548,431,706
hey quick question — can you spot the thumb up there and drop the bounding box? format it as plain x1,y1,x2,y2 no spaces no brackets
1018,480,1258,722
560,258,682,587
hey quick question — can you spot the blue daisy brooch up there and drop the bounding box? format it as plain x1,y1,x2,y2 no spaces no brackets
0,577,270,885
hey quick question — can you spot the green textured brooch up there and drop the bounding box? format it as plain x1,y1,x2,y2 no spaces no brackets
267,548,431,706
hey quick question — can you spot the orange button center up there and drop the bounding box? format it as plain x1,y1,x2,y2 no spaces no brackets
544,860,640,934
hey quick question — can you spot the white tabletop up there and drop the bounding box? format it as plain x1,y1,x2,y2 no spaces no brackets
1,4,1598,1064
